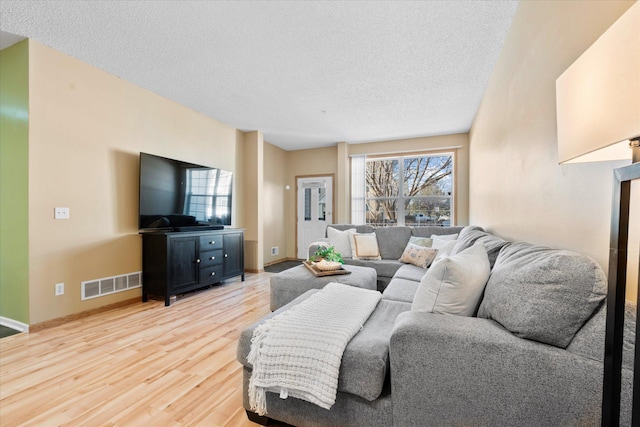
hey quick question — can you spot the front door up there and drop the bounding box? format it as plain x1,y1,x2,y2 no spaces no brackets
297,176,333,259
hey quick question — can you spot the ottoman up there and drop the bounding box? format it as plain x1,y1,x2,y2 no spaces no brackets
269,264,378,311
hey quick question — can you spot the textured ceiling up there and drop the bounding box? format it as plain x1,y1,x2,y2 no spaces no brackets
0,1,519,151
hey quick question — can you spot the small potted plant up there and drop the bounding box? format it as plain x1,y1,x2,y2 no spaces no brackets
311,246,344,270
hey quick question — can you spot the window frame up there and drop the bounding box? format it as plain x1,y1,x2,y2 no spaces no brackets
362,151,455,227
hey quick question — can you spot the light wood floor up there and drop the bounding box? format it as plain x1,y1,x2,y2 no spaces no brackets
0,272,279,426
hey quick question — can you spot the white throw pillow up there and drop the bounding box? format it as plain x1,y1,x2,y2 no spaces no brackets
431,233,458,245
411,242,490,317
326,227,355,258
431,239,456,263
349,232,382,260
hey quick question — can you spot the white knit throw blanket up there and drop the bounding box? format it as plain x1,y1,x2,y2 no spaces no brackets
247,282,382,415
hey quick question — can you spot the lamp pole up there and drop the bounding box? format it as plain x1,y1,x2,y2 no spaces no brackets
602,138,640,427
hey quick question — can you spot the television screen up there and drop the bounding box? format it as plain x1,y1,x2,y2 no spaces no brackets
139,152,233,230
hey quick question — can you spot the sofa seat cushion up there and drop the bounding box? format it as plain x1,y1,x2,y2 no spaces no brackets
338,298,411,400
238,290,411,402
343,258,403,279
478,242,607,348
393,264,427,282
382,278,421,303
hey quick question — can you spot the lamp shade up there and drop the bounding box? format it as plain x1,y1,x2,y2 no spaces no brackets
556,2,640,164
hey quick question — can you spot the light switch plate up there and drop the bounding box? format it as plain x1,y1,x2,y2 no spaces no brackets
54,207,70,219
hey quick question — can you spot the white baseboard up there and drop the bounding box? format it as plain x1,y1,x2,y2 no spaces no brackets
0,316,29,333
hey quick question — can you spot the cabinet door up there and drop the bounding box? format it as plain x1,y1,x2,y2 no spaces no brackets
223,232,244,279
168,236,199,291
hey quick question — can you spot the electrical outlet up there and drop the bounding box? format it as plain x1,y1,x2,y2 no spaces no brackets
271,246,279,256
54,207,70,219
55,283,64,296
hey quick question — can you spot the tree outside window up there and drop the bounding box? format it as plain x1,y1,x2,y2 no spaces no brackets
365,154,453,226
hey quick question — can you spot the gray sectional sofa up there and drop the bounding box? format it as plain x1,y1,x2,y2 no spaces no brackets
312,224,465,291
237,225,635,426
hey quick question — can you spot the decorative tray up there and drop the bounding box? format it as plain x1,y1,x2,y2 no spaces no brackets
302,261,352,277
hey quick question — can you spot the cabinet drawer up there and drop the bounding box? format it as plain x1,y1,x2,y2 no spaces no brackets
200,249,223,268
200,266,223,285
200,236,223,250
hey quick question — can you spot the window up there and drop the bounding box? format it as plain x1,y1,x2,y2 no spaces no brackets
357,153,453,226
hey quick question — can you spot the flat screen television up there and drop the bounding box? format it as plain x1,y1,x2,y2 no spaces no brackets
138,152,233,231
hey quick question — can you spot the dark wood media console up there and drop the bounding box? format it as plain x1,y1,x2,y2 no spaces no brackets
141,228,245,306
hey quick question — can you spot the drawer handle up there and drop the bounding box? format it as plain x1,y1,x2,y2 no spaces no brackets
210,272,216,276
209,241,215,245
210,256,215,260
195,259,201,264
224,254,228,258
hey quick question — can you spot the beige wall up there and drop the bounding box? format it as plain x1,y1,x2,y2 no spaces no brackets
241,131,264,271
470,0,638,299
285,147,338,258
27,41,242,324
263,142,288,265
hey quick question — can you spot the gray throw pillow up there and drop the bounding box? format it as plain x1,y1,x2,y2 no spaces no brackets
451,226,508,269
477,242,607,348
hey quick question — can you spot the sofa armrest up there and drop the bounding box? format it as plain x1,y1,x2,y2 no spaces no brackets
389,311,631,426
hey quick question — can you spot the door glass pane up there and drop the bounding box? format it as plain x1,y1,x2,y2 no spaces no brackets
318,188,326,221
304,188,311,221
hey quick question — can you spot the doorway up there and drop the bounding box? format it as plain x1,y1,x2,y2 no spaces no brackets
296,176,333,259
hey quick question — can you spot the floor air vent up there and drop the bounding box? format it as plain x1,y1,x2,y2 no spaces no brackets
81,272,142,300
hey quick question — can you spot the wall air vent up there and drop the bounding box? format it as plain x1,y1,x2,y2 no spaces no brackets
81,271,142,301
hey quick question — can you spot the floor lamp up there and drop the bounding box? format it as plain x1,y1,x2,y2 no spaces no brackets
555,3,640,426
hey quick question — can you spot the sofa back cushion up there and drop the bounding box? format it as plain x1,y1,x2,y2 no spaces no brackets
375,226,412,259
411,226,465,238
451,226,509,269
477,242,607,348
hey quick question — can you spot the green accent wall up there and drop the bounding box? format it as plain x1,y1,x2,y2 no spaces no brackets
0,40,30,325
